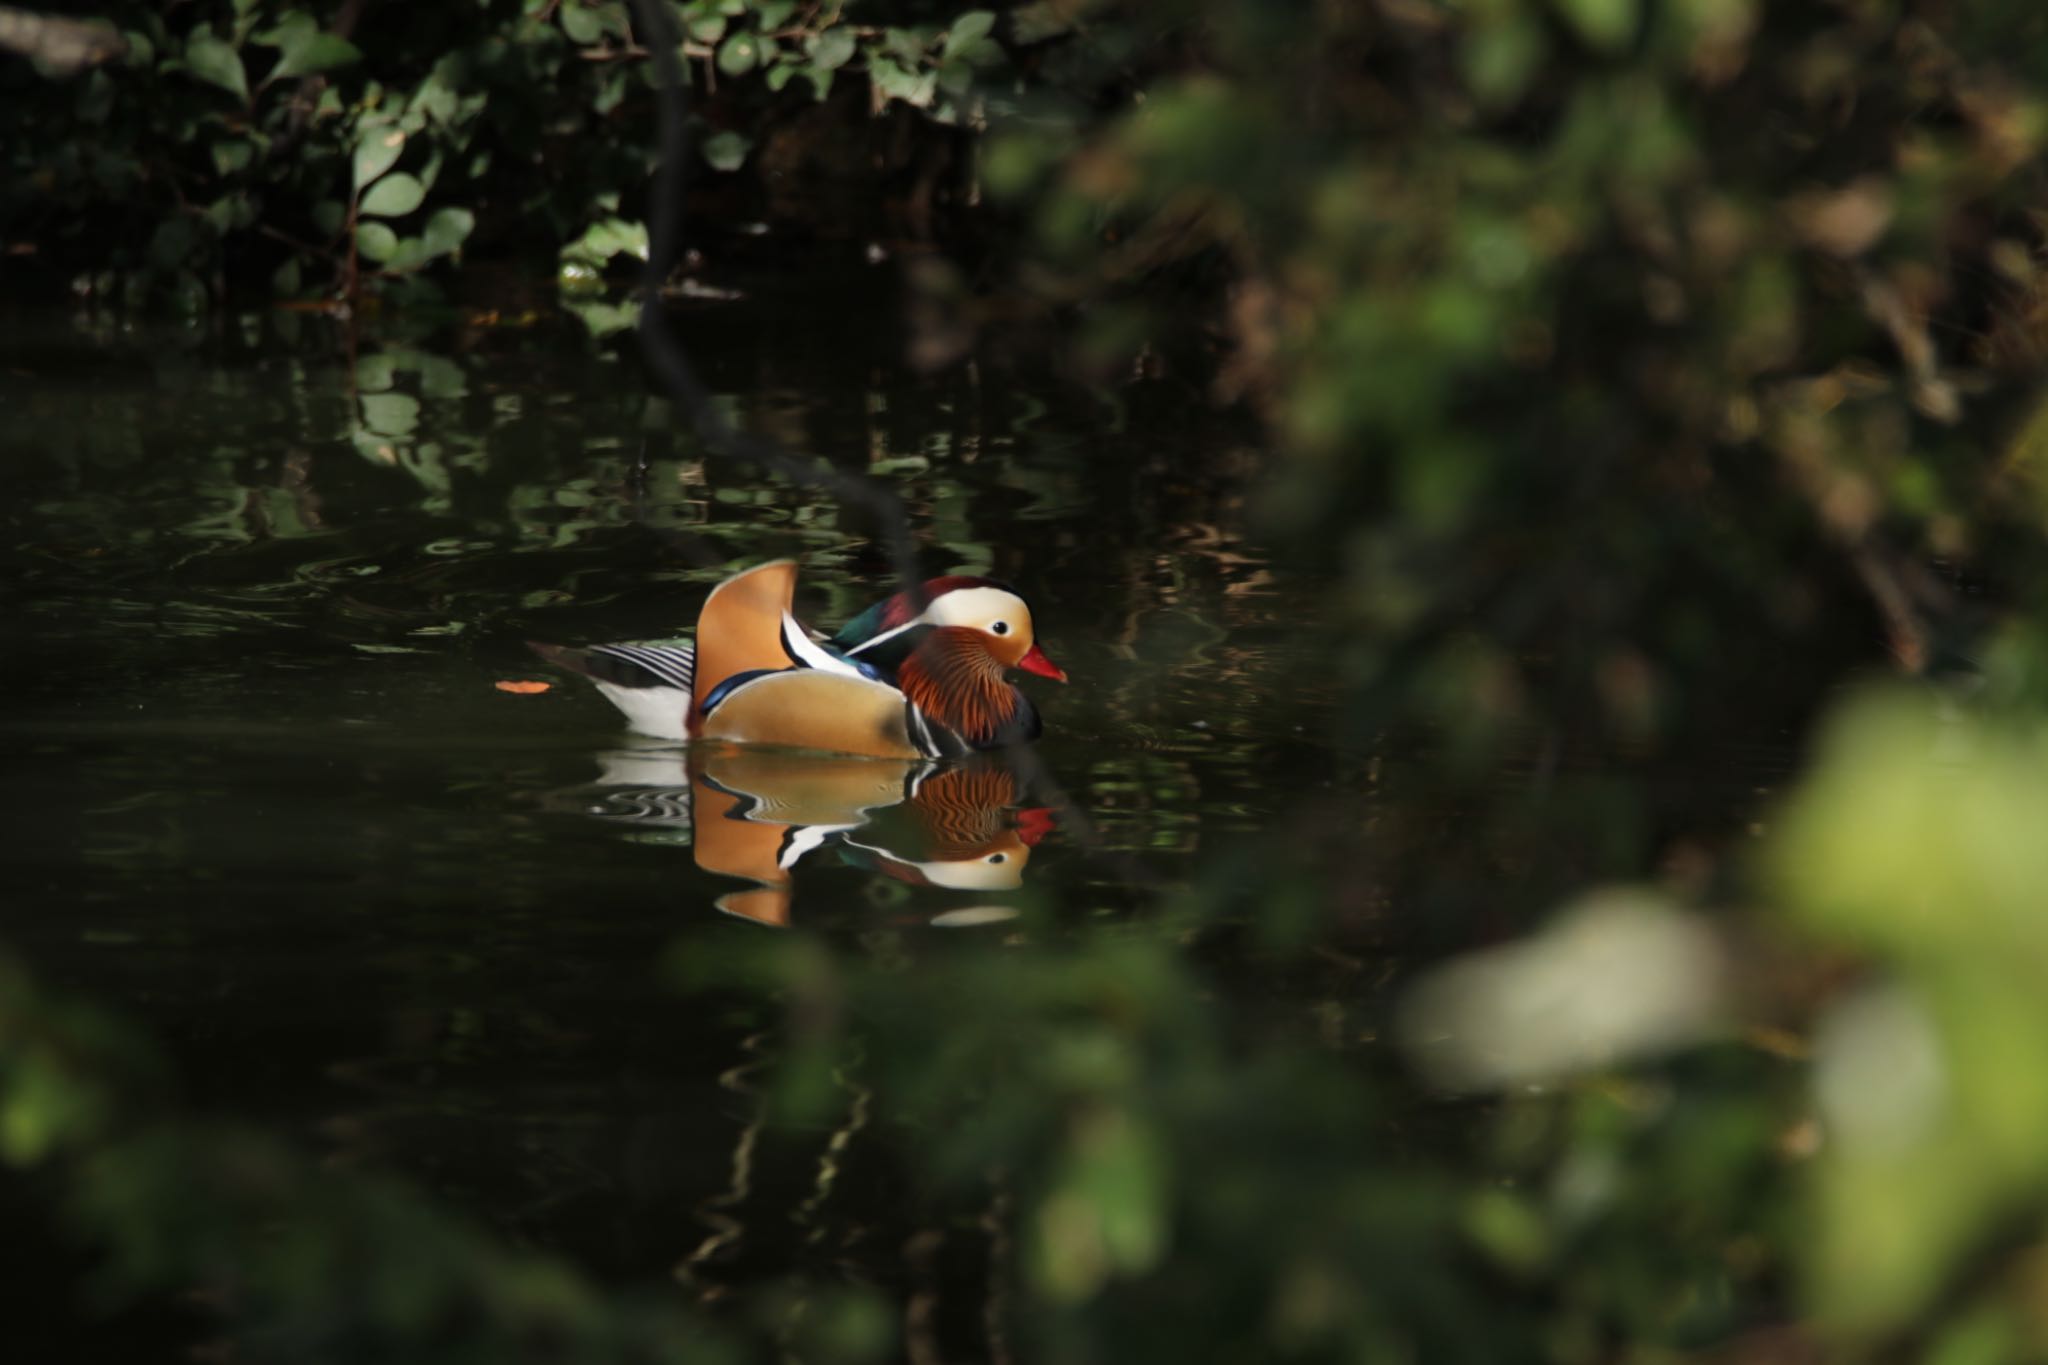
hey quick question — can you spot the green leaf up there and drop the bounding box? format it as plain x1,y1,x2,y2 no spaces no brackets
954,36,1004,69
361,392,421,438
942,11,996,61
416,354,468,399
184,33,249,104
353,125,406,191
203,192,255,232
381,238,431,274
883,27,930,65
870,55,936,108
419,207,474,259
765,61,797,93
410,66,460,124
359,172,426,218
271,258,302,297
716,33,759,76
1463,15,1546,106
560,1,628,45
806,27,855,71
1555,0,1637,51
755,0,797,29
252,12,313,49
210,138,255,177
562,297,639,340
560,3,602,44
1008,2,1072,44
688,13,727,43
355,221,400,263
701,130,750,171
271,32,361,81
560,216,649,269
355,352,398,392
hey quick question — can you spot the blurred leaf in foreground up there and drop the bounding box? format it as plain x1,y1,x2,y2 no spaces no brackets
1772,691,2048,1339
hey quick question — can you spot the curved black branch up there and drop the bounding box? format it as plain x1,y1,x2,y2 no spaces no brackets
625,0,924,606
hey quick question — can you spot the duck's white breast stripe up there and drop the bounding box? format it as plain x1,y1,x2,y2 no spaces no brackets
780,612,865,677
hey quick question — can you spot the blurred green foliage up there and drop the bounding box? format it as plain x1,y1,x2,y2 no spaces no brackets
1772,691,2048,1351
993,0,2048,757
0,953,763,1364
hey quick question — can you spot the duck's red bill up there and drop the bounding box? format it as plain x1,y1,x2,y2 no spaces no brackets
1017,643,1067,682
1016,807,1058,846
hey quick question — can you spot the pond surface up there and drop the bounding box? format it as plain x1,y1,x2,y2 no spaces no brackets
1,272,1783,1357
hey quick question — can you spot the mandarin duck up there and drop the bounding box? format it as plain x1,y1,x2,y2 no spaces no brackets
529,560,1064,760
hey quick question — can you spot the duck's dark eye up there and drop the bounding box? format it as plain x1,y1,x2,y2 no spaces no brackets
991,621,1010,636
989,853,1007,863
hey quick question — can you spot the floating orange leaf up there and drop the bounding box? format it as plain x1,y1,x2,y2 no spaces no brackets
494,679,552,695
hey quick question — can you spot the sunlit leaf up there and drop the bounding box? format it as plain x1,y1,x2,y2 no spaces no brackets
419,207,474,259
359,172,426,218
942,10,996,61
560,216,649,269
354,220,400,263
883,27,930,65
270,32,360,81
410,66,460,124
869,55,936,109
355,352,397,392
360,391,420,438
183,33,248,104
1463,15,1546,106
210,139,254,177
352,125,405,191
1556,0,1637,51
716,33,759,76
806,26,855,71
1008,2,1072,43
701,130,750,172
559,1,627,45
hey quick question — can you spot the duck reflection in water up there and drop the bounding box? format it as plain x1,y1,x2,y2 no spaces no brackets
567,744,1055,927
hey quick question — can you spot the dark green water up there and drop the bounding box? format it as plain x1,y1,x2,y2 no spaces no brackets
0,275,1353,1341
2,276,1796,1359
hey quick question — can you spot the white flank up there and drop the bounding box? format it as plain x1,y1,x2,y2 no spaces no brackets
593,681,692,740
